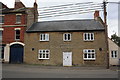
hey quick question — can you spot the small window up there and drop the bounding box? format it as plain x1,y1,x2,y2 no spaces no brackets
83,49,96,60
15,30,20,40
40,33,49,41
0,31,2,41
63,33,71,41
111,50,118,58
16,15,21,23
0,16,4,24
84,33,94,41
38,50,50,59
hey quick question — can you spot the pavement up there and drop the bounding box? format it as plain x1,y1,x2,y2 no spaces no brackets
2,63,119,70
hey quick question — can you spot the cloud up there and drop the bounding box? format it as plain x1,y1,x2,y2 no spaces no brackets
108,19,118,37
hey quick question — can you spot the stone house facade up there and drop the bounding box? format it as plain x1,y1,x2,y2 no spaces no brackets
24,12,107,66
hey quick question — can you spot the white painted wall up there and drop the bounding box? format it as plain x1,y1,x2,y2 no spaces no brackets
108,38,120,65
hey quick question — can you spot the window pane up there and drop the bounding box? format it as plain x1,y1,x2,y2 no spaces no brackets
88,50,90,52
46,50,49,53
91,34,93,40
40,54,42,58
88,34,90,40
88,54,91,58
46,34,49,41
43,54,45,58
15,30,20,40
92,54,95,58
0,31,2,41
115,51,117,57
84,54,87,58
0,16,2,23
43,50,45,53
43,34,45,40
68,34,71,40
84,33,87,40
92,50,94,52
16,15,21,23
0,16,4,23
111,51,114,58
46,54,49,58
40,34,42,40
64,34,67,40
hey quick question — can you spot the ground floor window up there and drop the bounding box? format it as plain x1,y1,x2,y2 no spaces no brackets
111,50,118,58
83,49,96,60
0,45,5,59
38,49,50,59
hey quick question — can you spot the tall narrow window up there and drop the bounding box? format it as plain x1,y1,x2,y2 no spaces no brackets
0,28,4,41
0,15,4,24
84,33,94,41
40,33,49,41
15,29,21,40
63,33,71,41
16,14,21,23
0,31,2,41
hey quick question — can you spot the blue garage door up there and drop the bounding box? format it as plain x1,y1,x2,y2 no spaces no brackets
10,44,24,63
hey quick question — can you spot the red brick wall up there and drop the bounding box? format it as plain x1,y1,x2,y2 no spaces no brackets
2,13,27,44
4,14,26,25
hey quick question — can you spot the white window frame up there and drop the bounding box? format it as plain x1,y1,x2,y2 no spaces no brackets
38,49,50,59
63,33,71,41
16,14,22,24
111,50,118,58
83,33,94,41
83,49,96,60
40,33,49,41
15,29,20,40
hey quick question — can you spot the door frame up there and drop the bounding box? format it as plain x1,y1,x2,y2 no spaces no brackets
63,52,72,66
9,42,24,63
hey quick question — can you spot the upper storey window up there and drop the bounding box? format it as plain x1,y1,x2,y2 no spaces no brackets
16,14,22,24
0,15,4,24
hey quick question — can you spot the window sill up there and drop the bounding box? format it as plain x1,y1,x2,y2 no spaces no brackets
15,22,21,24
39,40,49,42
63,40,71,42
84,40,94,42
38,58,50,60
84,59,96,60
15,39,20,41
0,23,4,25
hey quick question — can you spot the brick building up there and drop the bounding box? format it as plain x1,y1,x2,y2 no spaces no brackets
0,0,38,63
24,11,107,67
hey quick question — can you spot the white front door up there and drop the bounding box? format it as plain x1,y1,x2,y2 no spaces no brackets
63,52,72,66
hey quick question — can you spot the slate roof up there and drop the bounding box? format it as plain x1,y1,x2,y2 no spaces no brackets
26,19,105,32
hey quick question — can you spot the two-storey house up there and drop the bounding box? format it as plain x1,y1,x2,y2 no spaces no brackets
24,11,107,67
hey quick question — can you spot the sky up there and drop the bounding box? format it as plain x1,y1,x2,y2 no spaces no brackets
0,0,119,37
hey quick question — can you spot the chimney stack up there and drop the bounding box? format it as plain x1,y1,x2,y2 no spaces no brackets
94,11,99,20
14,0,25,9
33,0,38,22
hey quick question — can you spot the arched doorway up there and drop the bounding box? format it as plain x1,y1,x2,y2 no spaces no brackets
9,42,24,63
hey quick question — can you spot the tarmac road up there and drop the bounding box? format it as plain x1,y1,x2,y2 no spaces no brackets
2,64,119,78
